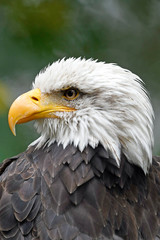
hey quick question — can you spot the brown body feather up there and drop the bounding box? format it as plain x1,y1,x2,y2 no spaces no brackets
0,143,160,240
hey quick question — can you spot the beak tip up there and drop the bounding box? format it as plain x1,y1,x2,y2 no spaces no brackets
8,115,16,136
13,128,16,136
10,125,16,136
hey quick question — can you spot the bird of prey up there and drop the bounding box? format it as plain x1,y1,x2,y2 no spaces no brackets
0,58,160,240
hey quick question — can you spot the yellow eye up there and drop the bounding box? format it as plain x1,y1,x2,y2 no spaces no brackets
63,88,79,100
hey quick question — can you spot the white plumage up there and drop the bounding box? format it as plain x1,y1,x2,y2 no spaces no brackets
31,58,154,173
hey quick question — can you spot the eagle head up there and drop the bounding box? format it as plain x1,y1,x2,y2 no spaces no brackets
8,58,154,173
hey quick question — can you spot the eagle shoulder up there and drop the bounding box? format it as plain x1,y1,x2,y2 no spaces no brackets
0,150,41,239
0,144,160,240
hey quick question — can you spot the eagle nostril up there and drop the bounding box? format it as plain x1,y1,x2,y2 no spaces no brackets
31,96,39,101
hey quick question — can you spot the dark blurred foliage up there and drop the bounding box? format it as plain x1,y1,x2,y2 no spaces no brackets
0,0,160,161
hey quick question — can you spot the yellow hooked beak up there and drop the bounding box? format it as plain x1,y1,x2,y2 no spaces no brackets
8,88,75,136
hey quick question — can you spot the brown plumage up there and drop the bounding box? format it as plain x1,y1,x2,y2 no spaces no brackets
0,143,160,240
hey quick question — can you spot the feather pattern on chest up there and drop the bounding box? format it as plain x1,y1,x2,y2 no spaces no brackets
0,143,160,240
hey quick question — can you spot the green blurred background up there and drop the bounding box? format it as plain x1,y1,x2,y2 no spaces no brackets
0,0,160,161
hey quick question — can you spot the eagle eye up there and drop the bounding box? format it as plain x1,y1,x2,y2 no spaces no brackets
63,88,79,100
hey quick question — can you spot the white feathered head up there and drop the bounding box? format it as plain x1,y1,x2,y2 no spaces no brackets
9,58,154,173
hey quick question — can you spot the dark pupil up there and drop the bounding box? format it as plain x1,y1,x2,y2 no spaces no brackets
67,90,75,97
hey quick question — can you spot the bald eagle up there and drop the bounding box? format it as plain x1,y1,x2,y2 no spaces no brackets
0,58,160,240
